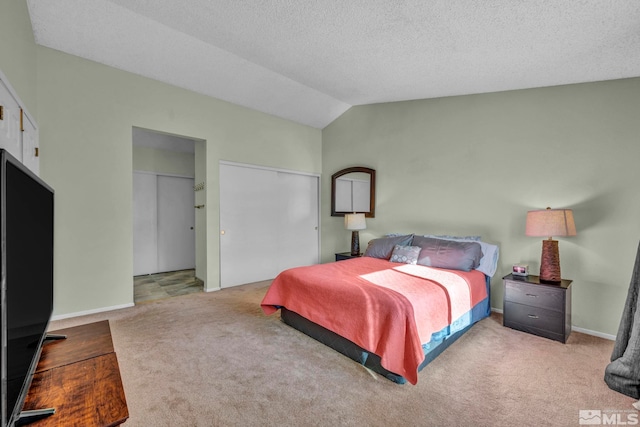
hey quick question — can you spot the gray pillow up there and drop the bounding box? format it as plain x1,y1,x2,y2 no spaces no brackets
421,234,499,277
425,234,481,242
390,245,421,264
363,234,413,260
411,236,482,272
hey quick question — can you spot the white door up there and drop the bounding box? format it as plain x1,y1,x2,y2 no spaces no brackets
133,172,158,275
219,163,319,288
277,171,319,272
220,165,280,287
133,173,195,276
157,175,196,272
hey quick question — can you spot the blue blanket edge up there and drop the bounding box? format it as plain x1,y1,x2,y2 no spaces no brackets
367,276,492,384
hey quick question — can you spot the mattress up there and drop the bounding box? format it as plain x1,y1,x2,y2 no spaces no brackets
262,257,491,384
280,277,490,384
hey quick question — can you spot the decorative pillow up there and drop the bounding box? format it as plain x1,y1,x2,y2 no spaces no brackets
390,245,421,265
421,235,499,277
411,236,482,272
363,234,413,260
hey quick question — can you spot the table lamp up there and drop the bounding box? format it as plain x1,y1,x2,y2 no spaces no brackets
525,207,576,282
345,213,366,256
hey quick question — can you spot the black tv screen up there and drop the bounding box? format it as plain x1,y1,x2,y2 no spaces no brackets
0,150,54,427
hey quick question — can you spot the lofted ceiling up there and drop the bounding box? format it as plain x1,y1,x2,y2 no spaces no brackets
27,0,640,129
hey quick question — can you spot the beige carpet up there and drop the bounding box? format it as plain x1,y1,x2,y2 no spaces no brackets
50,281,637,427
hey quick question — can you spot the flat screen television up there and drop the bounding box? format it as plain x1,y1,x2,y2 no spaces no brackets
0,149,54,427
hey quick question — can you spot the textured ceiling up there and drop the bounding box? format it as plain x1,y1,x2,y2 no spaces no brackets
27,0,640,129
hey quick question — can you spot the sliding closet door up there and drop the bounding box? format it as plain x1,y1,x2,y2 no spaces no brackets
133,172,158,276
277,171,319,272
220,164,280,287
219,163,319,288
133,173,195,276
157,175,196,273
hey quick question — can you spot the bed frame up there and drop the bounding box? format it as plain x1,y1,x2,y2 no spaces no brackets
280,276,491,384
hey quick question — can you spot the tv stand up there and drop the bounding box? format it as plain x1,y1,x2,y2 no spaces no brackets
43,333,67,342
15,408,56,426
21,320,129,426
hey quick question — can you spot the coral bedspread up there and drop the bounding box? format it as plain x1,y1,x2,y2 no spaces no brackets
261,257,487,384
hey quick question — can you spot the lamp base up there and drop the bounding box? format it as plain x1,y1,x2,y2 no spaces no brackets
351,231,360,256
540,239,561,282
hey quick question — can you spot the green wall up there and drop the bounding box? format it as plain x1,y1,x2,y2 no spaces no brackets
322,79,640,337
132,146,195,177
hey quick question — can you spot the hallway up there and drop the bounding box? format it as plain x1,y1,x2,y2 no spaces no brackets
134,269,203,304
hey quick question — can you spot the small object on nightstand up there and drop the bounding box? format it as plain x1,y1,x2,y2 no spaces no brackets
503,273,572,343
512,263,529,276
335,252,363,262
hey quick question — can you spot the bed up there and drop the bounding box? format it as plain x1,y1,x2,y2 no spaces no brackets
261,234,498,384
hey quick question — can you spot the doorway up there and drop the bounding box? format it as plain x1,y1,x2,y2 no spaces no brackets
133,269,203,304
132,127,205,302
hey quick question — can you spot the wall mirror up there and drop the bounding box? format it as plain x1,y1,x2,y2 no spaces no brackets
331,167,376,218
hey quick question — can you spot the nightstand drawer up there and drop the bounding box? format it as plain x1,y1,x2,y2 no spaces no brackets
503,301,564,335
504,281,564,312
335,252,362,261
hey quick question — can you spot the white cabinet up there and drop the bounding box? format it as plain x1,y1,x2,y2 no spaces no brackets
0,79,22,161
0,71,39,175
22,113,39,175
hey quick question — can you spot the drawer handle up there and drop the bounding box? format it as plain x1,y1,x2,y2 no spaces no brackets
527,314,539,319
525,294,538,298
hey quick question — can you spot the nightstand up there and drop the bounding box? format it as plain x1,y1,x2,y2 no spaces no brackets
335,252,362,261
503,274,572,343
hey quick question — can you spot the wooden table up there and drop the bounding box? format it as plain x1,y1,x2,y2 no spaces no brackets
21,320,129,426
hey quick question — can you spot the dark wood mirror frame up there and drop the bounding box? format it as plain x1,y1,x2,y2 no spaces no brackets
331,166,376,218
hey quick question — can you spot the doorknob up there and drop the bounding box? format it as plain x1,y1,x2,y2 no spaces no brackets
190,227,194,230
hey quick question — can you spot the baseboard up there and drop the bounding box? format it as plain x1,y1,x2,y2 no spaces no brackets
490,307,615,341
572,326,615,341
51,303,135,321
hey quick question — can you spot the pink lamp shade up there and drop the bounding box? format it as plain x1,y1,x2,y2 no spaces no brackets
345,213,366,256
525,209,576,238
525,208,576,283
